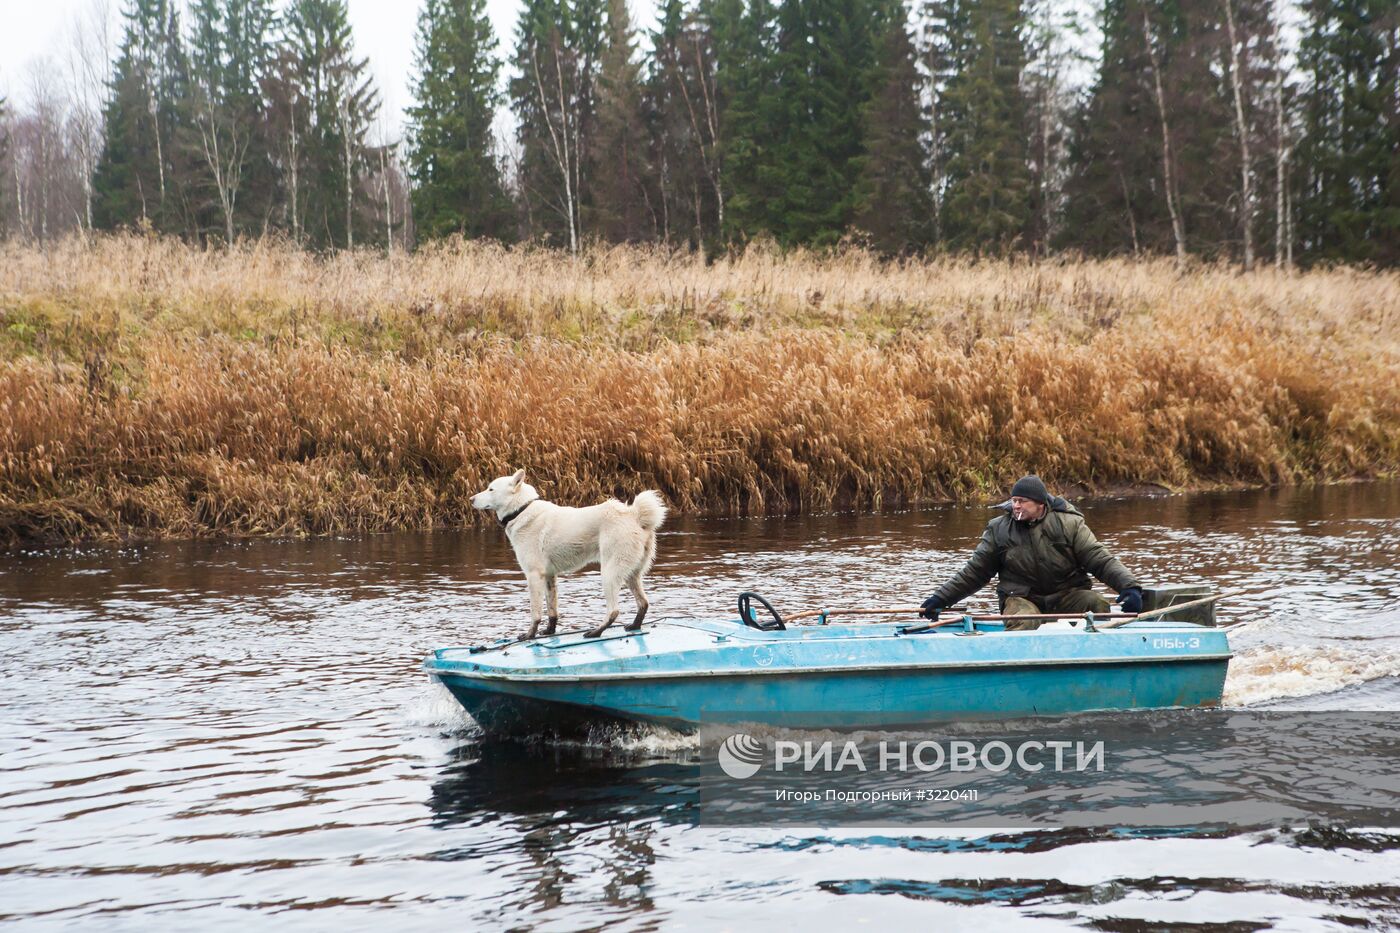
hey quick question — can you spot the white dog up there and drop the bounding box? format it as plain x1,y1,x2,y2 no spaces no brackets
471,469,667,640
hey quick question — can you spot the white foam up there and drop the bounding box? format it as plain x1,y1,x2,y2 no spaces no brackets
603,723,705,753
402,680,479,730
1224,646,1400,706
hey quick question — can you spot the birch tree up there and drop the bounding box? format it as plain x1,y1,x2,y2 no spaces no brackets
1269,0,1291,267
1222,0,1256,269
513,1,582,251
648,0,726,245
511,0,607,250
64,0,114,232
591,0,652,242
278,0,380,249
187,0,276,244
1141,7,1187,262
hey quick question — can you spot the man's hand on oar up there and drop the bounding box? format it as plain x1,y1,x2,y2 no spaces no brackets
1116,586,1144,614
919,594,945,621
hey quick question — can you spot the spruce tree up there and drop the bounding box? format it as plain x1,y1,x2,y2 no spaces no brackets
715,0,882,247
573,0,609,235
1060,0,1247,260
93,0,196,234
277,0,381,249
647,0,726,246
930,0,1032,252
768,0,882,246
1163,0,1240,259
646,0,688,242
852,1,933,253
719,0,781,241
695,0,747,240
186,0,277,242
1296,0,1400,265
1058,0,1156,254
406,0,514,240
591,0,653,241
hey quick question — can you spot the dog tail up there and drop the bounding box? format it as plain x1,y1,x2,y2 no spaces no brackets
629,490,667,531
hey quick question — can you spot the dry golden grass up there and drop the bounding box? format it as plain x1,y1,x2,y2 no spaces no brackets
2,234,1397,545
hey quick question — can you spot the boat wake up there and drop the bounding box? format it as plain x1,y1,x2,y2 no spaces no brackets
1224,645,1400,707
404,681,479,730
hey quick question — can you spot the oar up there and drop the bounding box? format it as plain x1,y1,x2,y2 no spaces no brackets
785,593,1233,629
785,606,927,622
1093,592,1235,629
784,605,1137,623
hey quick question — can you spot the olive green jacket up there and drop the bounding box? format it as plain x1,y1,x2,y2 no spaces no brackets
933,497,1139,608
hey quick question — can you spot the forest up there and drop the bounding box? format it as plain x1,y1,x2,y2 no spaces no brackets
1,0,1396,265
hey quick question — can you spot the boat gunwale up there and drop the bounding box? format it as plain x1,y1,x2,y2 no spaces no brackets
424,650,1234,684
430,614,1225,658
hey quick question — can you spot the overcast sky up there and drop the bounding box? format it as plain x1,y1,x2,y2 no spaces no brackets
0,0,661,140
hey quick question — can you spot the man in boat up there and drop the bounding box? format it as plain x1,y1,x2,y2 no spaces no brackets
919,475,1144,631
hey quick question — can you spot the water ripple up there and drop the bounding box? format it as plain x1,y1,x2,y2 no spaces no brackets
1,481,1398,927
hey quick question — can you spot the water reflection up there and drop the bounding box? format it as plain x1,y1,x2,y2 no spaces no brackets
427,739,699,833
426,739,684,919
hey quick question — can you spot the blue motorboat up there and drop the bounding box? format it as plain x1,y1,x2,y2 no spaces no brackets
424,591,1234,737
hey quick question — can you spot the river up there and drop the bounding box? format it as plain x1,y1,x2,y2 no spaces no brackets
2,482,1398,929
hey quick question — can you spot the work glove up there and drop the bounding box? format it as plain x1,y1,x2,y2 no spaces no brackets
919,594,945,621
1116,587,1144,615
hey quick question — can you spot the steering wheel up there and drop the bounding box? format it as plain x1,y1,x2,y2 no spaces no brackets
737,592,786,631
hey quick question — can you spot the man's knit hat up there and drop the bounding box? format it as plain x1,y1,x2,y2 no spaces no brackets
1010,475,1050,505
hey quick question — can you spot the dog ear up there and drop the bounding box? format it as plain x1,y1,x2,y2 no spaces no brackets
510,468,526,486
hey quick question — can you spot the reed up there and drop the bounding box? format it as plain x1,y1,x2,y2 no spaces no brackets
2,235,1397,545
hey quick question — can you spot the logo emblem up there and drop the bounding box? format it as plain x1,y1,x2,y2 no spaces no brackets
718,733,764,779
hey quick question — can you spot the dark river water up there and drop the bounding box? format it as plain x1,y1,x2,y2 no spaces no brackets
3,482,1399,929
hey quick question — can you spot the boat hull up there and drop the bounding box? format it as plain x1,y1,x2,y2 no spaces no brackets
426,618,1231,737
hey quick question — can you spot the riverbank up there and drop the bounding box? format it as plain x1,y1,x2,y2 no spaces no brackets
3,236,1398,546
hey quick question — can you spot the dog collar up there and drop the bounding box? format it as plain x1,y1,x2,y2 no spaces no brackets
498,498,538,527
